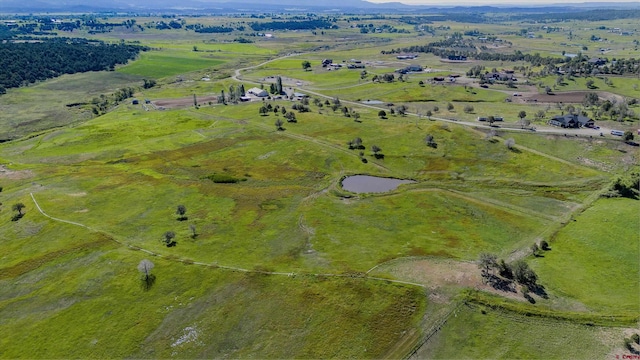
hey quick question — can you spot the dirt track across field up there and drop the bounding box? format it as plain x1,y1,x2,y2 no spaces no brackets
521,90,624,104
153,96,220,109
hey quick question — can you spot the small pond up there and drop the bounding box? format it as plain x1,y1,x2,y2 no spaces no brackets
341,175,416,193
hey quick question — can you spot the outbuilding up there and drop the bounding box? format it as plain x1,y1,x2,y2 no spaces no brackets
248,87,268,97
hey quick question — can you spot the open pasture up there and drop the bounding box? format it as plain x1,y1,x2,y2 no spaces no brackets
0,212,425,358
0,99,606,275
0,71,143,139
421,303,622,359
1,11,639,359
117,50,225,79
530,198,640,315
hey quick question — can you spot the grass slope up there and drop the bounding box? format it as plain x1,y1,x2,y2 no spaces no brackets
0,210,425,358
530,198,640,315
423,304,619,359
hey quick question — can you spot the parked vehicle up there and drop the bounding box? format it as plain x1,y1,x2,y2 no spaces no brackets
611,130,624,136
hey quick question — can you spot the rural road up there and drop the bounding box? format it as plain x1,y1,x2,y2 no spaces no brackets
232,52,304,83
231,55,624,139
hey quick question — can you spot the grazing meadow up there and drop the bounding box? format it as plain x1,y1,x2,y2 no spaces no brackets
0,11,639,358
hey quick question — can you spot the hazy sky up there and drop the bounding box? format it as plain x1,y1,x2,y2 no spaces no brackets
367,0,638,5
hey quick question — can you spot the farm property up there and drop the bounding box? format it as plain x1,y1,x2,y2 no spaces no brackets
0,6,639,359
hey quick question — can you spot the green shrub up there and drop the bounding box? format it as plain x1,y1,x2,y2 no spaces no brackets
540,240,550,250
205,173,247,184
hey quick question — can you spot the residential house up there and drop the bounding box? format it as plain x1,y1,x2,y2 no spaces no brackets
588,57,607,66
396,54,417,60
397,64,423,74
484,72,516,81
447,55,467,61
549,114,594,128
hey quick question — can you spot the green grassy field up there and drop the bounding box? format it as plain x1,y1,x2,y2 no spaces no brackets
1,12,640,359
422,304,622,359
530,198,640,315
0,213,425,358
118,49,225,79
0,71,144,139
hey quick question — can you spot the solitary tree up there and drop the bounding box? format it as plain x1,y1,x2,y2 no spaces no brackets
176,205,187,221
163,231,176,247
189,224,197,239
540,240,550,251
425,134,437,148
11,202,25,221
585,79,595,89
302,61,311,71
137,259,154,279
12,202,25,215
276,76,283,95
485,128,497,141
378,110,387,119
137,259,155,290
275,118,284,131
426,110,433,119
531,243,540,256
624,131,634,142
464,104,475,114
487,115,496,127
352,137,363,149
371,145,383,158
518,110,527,122
447,102,454,111
505,138,516,149
517,111,529,128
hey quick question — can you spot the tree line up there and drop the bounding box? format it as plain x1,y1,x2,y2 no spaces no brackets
0,38,143,93
249,20,335,32
382,35,567,67
508,9,640,22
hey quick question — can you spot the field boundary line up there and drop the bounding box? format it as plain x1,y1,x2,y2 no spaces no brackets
404,301,465,359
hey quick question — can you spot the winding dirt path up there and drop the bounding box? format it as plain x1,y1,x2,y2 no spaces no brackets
28,192,426,287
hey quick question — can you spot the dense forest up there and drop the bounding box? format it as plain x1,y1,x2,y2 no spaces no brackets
187,24,236,33
0,38,143,93
508,9,640,22
382,35,567,66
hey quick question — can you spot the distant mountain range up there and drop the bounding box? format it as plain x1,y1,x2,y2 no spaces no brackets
1,0,639,13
